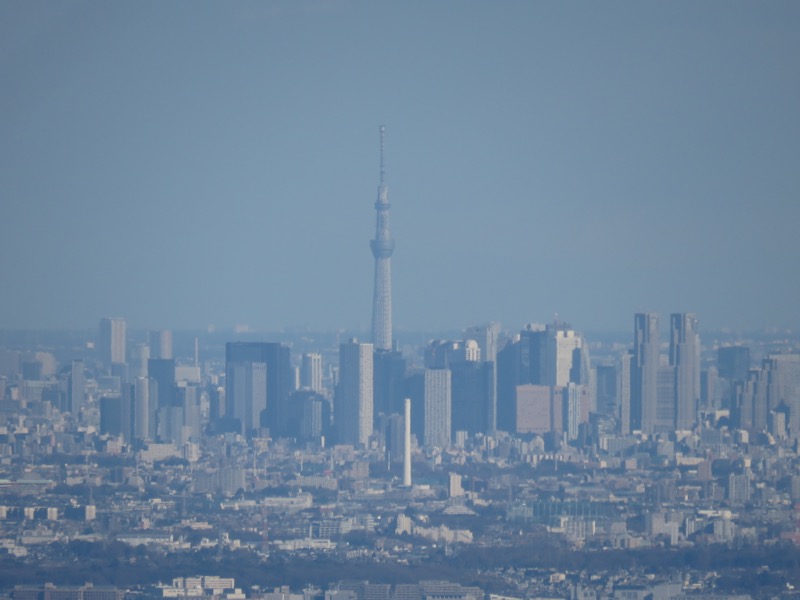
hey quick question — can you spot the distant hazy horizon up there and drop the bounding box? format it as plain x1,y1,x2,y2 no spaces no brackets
1,323,795,342
2,2,798,334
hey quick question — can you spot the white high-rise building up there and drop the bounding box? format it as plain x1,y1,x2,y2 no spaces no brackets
149,330,173,360
335,340,374,447
301,353,324,393
424,369,451,449
99,317,126,366
449,472,464,497
546,327,588,388
131,343,150,378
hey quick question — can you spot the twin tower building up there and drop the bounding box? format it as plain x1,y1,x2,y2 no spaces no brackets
624,312,700,435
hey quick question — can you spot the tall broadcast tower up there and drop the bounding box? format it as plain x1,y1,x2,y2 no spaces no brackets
370,126,394,352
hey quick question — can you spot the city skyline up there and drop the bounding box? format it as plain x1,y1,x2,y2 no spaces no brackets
2,2,800,584
1,2,799,334
2,291,800,592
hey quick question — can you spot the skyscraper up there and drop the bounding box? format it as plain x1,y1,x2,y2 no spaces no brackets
718,345,750,410
335,339,374,447
656,357,676,432
424,368,451,449
718,346,751,382
736,354,800,437
227,358,267,435
130,343,150,378
562,383,589,441
121,383,134,442
465,322,502,366
619,352,633,434
497,324,547,432
514,384,553,435
465,322,501,431
670,313,700,430
98,317,126,366
149,330,173,360
450,358,494,437
370,126,394,352
373,349,407,421
387,412,406,463
594,364,618,417
766,354,800,436
225,342,291,436
148,358,176,409
176,383,201,443
133,376,151,441
300,353,324,393
632,313,659,433
99,396,123,437
733,364,769,433
544,323,589,388
68,359,85,415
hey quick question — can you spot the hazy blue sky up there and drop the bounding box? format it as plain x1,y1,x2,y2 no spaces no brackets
1,1,799,334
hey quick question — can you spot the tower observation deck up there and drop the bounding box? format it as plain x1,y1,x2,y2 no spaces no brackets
371,126,394,352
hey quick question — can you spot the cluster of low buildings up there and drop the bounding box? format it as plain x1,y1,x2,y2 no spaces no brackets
1,415,800,561
5,577,756,600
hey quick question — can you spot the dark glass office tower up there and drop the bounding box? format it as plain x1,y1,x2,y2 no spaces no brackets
497,325,547,432
718,346,750,382
451,360,494,436
225,342,291,436
148,358,176,408
632,313,659,433
595,364,617,417
670,313,700,430
373,349,407,422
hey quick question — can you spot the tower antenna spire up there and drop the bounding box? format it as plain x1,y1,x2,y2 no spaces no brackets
380,125,386,186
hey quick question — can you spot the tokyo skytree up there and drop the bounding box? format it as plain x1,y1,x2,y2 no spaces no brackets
370,126,394,352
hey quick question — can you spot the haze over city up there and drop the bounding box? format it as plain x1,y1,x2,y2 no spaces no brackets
5,4,800,598
2,1,799,334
